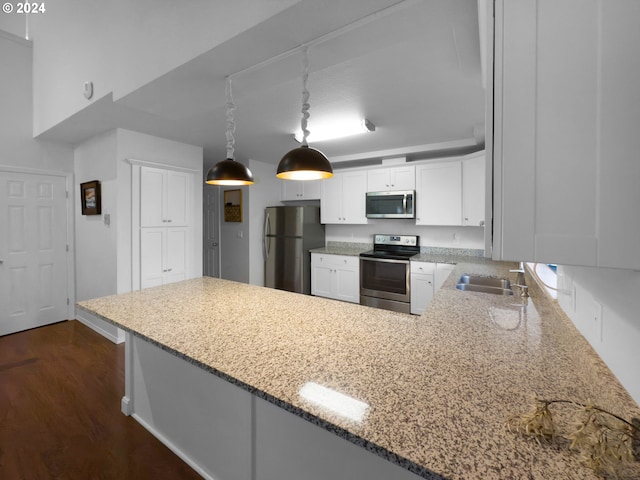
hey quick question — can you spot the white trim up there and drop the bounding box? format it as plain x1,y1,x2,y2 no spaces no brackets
122,331,134,415
0,164,70,177
75,309,125,344
130,413,216,480
127,158,199,174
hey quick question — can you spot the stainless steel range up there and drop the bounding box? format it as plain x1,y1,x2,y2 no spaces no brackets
359,234,420,314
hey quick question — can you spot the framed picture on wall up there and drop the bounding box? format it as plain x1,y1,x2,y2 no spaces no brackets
80,180,101,215
223,189,242,222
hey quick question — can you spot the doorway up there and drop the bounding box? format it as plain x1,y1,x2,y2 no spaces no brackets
203,184,220,278
0,170,70,336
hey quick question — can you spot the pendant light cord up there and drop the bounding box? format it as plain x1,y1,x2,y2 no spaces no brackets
300,46,310,147
225,76,236,159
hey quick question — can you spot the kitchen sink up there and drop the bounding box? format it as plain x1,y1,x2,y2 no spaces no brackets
455,274,514,296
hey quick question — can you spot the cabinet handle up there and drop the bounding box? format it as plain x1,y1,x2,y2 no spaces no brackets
167,268,172,272
167,219,172,223
479,220,485,226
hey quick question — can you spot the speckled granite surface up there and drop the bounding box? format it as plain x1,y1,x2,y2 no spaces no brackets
77,260,640,480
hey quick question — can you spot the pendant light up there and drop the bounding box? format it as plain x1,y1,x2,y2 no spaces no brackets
277,46,333,181
205,77,254,186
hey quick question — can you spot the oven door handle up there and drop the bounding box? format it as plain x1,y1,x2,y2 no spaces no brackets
360,257,410,265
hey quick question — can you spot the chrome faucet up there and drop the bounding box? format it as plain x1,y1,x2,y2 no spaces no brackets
510,262,529,297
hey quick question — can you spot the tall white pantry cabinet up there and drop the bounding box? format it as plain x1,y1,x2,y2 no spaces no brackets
493,0,640,270
137,165,194,289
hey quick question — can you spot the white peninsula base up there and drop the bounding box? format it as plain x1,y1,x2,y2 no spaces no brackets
121,332,425,480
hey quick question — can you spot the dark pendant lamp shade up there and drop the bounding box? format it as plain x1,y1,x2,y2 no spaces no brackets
206,159,254,186
276,145,333,180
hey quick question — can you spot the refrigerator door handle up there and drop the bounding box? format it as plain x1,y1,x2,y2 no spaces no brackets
263,212,270,261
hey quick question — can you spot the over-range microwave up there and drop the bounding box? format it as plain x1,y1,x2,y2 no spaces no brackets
365,190,415,219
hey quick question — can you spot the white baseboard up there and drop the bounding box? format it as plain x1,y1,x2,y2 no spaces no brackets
131,413,216,480
75,309,125,344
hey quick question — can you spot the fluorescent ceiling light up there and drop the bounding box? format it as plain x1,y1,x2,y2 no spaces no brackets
294,119,375,144
299,382,369,423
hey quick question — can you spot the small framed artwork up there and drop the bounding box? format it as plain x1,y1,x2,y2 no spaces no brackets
80,180,101,215
224,189,242,222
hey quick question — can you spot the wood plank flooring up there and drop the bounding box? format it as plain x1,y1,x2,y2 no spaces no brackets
0,320,202,479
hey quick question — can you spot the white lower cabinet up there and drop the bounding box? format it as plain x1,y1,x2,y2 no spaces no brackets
140,227,188,289
410,261,434,315
410,262,456,315
435,263,455,291
311,253,360,304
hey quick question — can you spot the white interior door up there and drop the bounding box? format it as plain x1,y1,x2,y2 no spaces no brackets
203,185,220,278
0,171,68,336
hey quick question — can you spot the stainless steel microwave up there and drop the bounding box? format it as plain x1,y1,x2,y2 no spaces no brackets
365,190,415,219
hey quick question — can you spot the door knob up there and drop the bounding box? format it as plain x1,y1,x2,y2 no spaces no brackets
0,259,3,264
212,242,218,247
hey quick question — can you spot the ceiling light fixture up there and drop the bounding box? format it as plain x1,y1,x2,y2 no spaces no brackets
293,118,375,144
205,77,255,186
277,46,333,181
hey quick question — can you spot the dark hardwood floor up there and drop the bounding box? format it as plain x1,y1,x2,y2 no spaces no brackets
0,320,202,479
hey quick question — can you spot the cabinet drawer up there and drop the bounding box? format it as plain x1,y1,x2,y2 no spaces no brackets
410,261,435,275
312,253,359,268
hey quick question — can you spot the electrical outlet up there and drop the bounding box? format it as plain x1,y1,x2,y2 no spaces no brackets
593,300,603,343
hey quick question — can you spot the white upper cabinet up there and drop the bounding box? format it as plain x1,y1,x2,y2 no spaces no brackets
415,160,462,226
462,152,485,227
321,170,368,224
141,166,189,227
367,165,415,192
281,179,321,201
493,0,640,269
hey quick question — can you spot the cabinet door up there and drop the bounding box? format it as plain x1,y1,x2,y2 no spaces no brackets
341,171,368,224
320,175,342,224
415,161,462,226
335,265,359,303
281,181,304,201
166,228,188,284
367,169,390,192
140,228,165,288
410,274,433,315
390,165,415,190
311,255,334,298
462,154,485,227
166,171,189,226
301,180,321,200
141,167,165,227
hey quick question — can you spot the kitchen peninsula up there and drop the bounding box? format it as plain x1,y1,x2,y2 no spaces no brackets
77,258,640,480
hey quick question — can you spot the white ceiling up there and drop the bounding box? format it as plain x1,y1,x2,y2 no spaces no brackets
36,0,486,169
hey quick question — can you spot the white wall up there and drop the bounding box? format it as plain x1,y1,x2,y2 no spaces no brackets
116,129,204,293
326,223,484,250
556,265,640,404
74,130,118,301
0,33,73,173
29,0,297,136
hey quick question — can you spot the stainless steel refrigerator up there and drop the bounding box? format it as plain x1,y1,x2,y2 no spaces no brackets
263,206,325,294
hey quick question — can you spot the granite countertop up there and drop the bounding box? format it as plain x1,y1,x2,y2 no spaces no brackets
77,260,640,480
